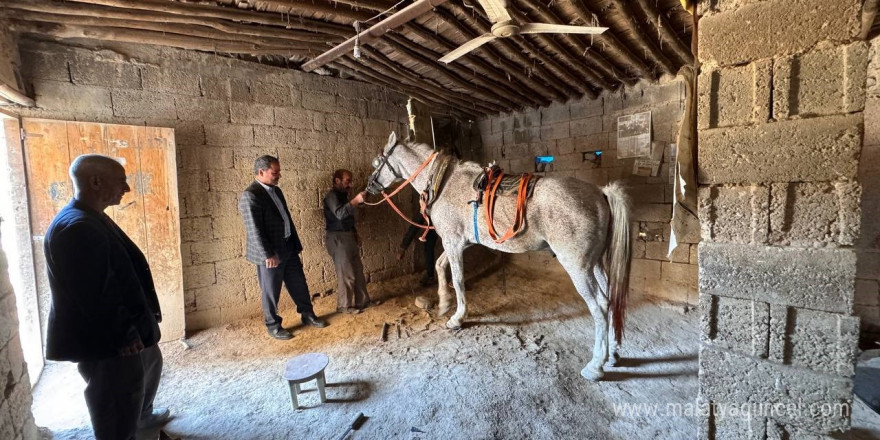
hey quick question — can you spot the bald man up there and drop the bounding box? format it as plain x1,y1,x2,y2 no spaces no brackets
44,154,170,439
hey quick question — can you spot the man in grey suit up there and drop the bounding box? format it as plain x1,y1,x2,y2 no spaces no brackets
239,155,327,340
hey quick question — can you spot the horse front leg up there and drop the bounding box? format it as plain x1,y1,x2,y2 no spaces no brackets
444,245,467,330
435,252,454,316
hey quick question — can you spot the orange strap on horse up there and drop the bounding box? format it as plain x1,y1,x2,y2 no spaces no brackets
365,152,438,238
484,169,534,244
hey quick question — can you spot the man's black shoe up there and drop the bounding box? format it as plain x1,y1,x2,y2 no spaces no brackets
301,313,328,328
268,327,293,340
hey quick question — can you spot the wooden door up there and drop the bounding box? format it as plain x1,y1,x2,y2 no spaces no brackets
22,119,185,342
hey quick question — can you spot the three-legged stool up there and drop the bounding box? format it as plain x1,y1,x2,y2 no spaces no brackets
283,353,329,410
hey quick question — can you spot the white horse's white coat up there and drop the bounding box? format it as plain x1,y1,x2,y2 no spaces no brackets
367,133,633,381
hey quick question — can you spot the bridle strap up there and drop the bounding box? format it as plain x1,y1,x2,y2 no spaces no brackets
365,151,439,207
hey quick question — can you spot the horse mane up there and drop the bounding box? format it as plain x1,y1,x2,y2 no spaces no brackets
402,141,484,173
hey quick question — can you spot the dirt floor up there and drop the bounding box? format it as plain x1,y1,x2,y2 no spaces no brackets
30,265,880,440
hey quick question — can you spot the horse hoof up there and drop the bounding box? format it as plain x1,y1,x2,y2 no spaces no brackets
581,366,604,382
445,319,461,330
607,353,621,367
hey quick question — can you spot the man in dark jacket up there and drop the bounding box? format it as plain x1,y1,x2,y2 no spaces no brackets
45,154,170,440
239,155,327,340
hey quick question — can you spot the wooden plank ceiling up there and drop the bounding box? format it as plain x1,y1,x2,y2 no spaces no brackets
2,0,693,118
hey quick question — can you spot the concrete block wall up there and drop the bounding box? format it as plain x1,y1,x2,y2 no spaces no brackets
0,231,39,440
855,36,880,342
477,78,699,305
698,0,865,437
15,40,413,331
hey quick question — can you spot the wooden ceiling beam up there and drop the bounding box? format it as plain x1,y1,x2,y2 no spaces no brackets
2,0,343,44
241,0,395,14
436,5,572,101
402,23,549,108
361,46,501,114
59,0,353,37
2,10,327,51
385,34,532,109
505,8,618,90
233,0,375,22
514,0,621,88
607,0,676,76
332,59,478,119
633,0,693,67
443,3,594,100
9,21,315,55
567,0,656,80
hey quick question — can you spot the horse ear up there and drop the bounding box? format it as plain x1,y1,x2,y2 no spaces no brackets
385,132,397,152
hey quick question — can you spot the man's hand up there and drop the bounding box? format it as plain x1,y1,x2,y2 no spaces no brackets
396,247,406,261
119,338,144,356
350,191,366,206
265,254,280,268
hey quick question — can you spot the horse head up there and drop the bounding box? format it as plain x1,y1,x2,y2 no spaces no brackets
366,132,405,195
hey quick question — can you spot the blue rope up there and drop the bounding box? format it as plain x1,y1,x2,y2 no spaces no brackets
470,201,480,244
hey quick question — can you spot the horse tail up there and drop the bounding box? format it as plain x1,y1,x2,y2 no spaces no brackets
601,182,632,345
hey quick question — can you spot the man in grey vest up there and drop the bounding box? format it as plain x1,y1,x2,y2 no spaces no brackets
323,169,380,313
240,155,327,340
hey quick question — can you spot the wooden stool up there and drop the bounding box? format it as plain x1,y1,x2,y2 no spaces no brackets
283,353,329,410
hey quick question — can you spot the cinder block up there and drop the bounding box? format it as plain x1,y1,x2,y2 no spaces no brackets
20,49,71,82
570,116,603,137
787,308,859,376
190,237,242,264
698,114,862,184
701,185,768,244
324,114,364,135
183,263,216,289
250,81,292,106
855,305,880,331
699,61,771,129
699,242,856,314
632,203,672,222
768,303,788,363
570,97,604,119
367,100,405,121
208,169,252,192
301,91,335,111
700,346,853,433
335,97,367,116
141,66,200,96
211,214,243,240
33,81,112,120
192,282,245,310
214,259,254,285
200,77,230,100
230,102,274,125
179,217,213,242
856,250,880,281
253,126,297,148
767,182,860,246
540,102,570,124
705,295,769,358
69,58,140,89
698,0,861,67
513,109,540,129
540,122,569,141
112,88,176,120
773,42,869,119
511,127,540,145
661,261,698,287
175,96,229,123
184,192,238,217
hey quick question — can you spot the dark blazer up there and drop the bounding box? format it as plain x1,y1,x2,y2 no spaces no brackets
239,180,303,265
44,199,162,362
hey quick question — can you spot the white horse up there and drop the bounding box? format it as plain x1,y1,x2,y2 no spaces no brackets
366,133,633,381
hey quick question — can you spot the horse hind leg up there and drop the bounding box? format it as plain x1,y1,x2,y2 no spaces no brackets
562,260,609,381
443,246,468,330
435,252,453,316
593,265,620,367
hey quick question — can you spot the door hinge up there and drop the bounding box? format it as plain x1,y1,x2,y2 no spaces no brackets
20,128,26,141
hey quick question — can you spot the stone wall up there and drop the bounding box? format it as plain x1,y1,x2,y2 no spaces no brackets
697,0,865,437
15,40,414,331
477,78,699,305
0,229,39,440
0,20,22,93
856,37,880,343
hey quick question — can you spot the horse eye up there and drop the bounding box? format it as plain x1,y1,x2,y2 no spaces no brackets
371,157,381,169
